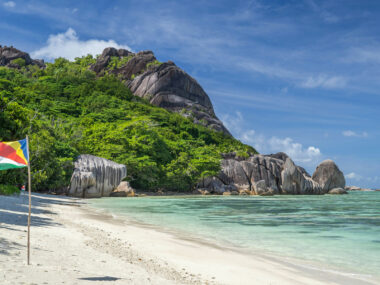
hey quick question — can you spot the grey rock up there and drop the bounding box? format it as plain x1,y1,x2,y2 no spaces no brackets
90,47,132,73
128,61,229,134
118,50,155,79
213,153,285,194
201,152,333,195
68,155,127,198
345,186,372,191
345,185,361,191
253,180,268,195
281,158,322,194
0,45,45,68
199,176,237,194
259,191,274,196
110,181,135,197
312,160,345,193
90,47,229,134
328,188,348,194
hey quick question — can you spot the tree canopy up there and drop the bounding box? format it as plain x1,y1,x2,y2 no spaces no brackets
0,55,256,192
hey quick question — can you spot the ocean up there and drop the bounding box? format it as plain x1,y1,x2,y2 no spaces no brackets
89,191,380,280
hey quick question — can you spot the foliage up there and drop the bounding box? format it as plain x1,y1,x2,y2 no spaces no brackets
11,58,26,67
0,56,257,192
235,150,249,159
0,184,20,195
146,59,162,69
107,55,133,70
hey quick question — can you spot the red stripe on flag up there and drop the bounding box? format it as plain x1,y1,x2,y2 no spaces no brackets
0,142,28,165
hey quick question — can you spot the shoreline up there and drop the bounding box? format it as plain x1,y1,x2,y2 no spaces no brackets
1,193,378,285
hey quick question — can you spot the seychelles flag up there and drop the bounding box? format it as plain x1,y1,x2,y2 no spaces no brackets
0,139,29,171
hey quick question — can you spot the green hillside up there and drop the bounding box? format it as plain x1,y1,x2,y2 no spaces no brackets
0,56,256,192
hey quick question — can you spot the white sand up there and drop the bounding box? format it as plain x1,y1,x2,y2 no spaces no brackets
0,193,377,285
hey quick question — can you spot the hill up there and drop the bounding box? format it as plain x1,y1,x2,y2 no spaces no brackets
0,46,256,192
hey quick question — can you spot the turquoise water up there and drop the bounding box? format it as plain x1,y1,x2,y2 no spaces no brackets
89,191,380,279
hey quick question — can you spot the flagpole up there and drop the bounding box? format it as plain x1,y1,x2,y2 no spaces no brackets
26,135,31,265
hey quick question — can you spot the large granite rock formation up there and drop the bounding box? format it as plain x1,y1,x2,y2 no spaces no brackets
200,152,342,195
90,47,229,134
281,158,322,194
68,155,127,198
0,45,45,68
312,159,345,192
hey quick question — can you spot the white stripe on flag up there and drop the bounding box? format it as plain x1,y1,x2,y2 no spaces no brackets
0,156,27,167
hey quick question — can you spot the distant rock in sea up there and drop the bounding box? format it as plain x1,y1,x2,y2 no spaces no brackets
345,186,373,191
328,188,348,194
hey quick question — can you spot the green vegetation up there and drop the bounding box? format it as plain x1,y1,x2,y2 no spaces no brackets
108,55,133,70
0,55,256,192
146,59,162,69
10,58,26,67
0,184,20,196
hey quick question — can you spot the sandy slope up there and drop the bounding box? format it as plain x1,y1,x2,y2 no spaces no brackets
0,193,377,285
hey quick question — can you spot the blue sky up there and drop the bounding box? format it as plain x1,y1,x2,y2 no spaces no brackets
1,0,379,188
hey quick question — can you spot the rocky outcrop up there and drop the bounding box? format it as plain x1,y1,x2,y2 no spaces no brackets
0,45,45,68
199,152,344,195
68,155,127,198
328,188,348,194
345,186,372,191
312,160,345,192
281,158,322,194
200,152,282,194
90,47,229,134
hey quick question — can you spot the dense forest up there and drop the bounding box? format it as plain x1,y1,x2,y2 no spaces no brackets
0,56,256,193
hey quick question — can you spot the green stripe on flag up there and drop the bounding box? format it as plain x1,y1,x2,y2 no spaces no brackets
0,163,27,171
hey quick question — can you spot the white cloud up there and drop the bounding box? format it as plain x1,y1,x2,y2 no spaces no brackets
301,75,347,89
31,28,132,61
346,47,380,63
345,172,362,180
266,137,321,163
342,130,368,138
221,111,322,164
3,1,15,8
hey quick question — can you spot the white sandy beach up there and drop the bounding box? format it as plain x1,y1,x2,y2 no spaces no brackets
0,193,377,285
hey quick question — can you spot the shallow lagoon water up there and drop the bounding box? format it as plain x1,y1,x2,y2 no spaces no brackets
90,191,380,279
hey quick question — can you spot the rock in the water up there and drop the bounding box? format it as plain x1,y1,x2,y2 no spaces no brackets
312,160,345,192
328,188,348,194
259,191,274,196
281,158,322,195
217,153,286,194
110,181,135,197
197,189,210,195
345,186,371,191
200,152,334,195
68,155,127,198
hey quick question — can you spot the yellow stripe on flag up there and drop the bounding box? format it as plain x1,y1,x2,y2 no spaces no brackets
4,141,28,165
